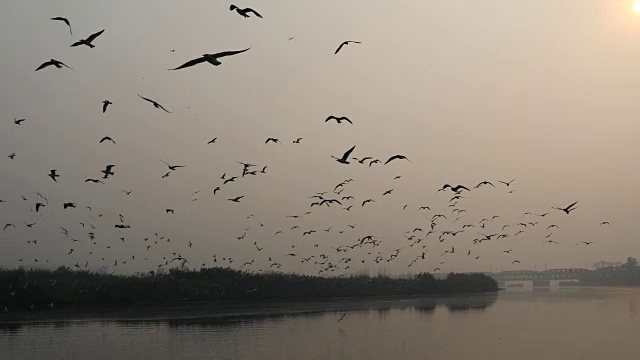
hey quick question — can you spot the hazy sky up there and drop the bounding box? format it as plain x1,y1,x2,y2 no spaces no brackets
1,0,640,275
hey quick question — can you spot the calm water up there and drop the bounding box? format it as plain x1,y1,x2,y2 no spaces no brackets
1,287,640,360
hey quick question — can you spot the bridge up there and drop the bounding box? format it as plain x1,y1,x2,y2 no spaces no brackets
433,268,591,287
489,268,589,288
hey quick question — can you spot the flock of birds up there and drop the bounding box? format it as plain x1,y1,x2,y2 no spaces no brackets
2,6,614,279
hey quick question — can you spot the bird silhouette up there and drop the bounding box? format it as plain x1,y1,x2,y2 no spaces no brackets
207,137,217,144
101,165,116,178
48,170,60,182
553,201,578,215
335,41,362,54
384,155,411,165
14,118,26,125
498,179,516,186
332,145,356,164
325,116,353,124
265,138,281,145
161,160,185,171
35,59,73,71
138,95,172,113
293,138,303,143
8,153,16,160
600,221,610,226
362,199,375,207
229,196,244,203
442,184,470,192
102,100,112,113
85,179,105,184
169,48,250,70
229,5,263,18
63,202,76,209
70,29,105,48
99,136,116,144
474,181,495,188
51,17,72,35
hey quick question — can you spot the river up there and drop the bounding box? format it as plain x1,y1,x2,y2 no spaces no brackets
1,286,639,360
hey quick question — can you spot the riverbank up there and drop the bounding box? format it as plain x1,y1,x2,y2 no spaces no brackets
0,267,498,315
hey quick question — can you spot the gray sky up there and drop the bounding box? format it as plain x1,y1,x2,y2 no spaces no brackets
1,0,640,275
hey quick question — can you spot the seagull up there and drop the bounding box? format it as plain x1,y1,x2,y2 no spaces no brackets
384,155,411,165
35,203,45,212
337,313,347,322
293,138,303,143
102,100,112,113
543,240,559,244
229,5,263,18
138,95,171,113
166,209,175,214
99,136,116,144
382,189,394,196
265,138,281,145
474,181,495,188
35,59,72,71
442,184,470,192
168,48,250,70
498,179,516,187
512,260,521,264
51,17,72,35
13,118,26,125
70,29,105,48
335,41,362,54
362,199,375,207
224,176,237,184
553,201,579,215
161,160,185,171
581,241,596,245
229,196,244,203
85,179,105,184
3,224,15,231
213,187,220,195
101,165,115,178
63,202,77,209
8,153,16,160
600,221,610,226
369,159,381,167
48,170,60,182
207,137,217,144
325,116,353,124
332,145,356,164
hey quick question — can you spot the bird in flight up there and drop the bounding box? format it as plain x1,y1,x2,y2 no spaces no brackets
70,29,105,48
325,116,353,124
230,5,263,18
332,145,356,164
384,155,411,165
512,260,521,264
581,241,596,245
498,178,516,187
600,221,610,226
102,100,112,113
335,41,362,54
99,136,116,144
102,165,116,178
362,199,375,207
207,137,217,144
14,118,26,125
138,95,171,113
161,160,185,171
265,138,281,145
553,201,578,215
48,170,60,182
474,181,495,188
8,153,16,160
441,184,470,193
85,179,105,184
122,190,132,195
229,196,244,203
63,202,77,209
166,209,175,214
51,17,72,35
293,138,303,143
35,59,72,71
168,48,250,70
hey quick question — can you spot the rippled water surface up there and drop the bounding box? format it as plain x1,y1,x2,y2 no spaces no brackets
2,287,640,360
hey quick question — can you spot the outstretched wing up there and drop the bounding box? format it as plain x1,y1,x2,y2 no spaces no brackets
342,145,356,159
566,201,578,210
342,117,353,124
35,61,52,71
247,8,263,18
211,48,251,62
334,42,346,54
86,29,105,42
325,116,337,122
384,155,401,165
137,94,155,103
168,56,207,70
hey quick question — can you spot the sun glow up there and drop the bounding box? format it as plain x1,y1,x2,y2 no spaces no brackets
635,1,640,12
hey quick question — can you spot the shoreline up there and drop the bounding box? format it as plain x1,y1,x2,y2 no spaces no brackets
0,290,499,324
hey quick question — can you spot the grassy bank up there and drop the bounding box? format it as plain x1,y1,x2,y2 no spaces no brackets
0,267,498,312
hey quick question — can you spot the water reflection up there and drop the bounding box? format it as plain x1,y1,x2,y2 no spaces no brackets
3,288,640,360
